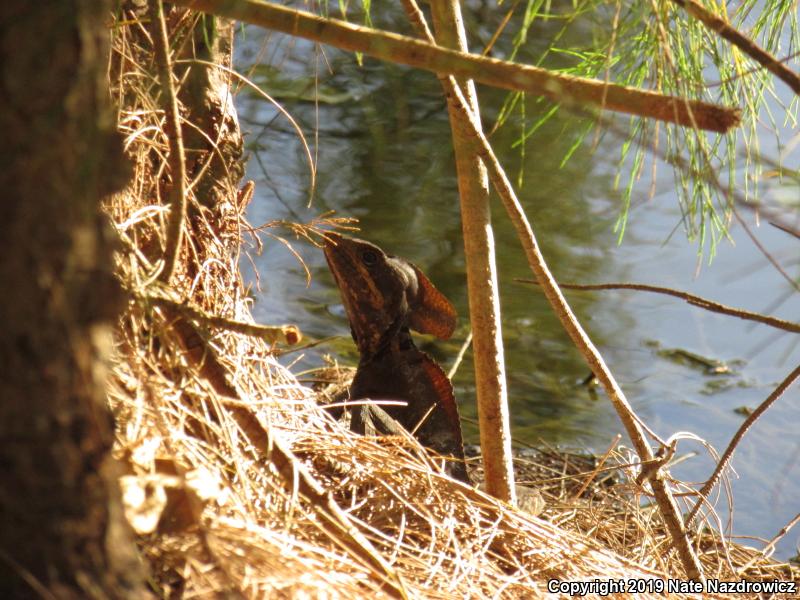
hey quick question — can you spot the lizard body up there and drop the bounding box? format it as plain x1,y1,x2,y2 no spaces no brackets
324,232,469,482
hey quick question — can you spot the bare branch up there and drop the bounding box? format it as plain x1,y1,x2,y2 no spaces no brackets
173,0,741,132
669,0,800,97
686,364,800,526
142,290,303,345
516,280,800,334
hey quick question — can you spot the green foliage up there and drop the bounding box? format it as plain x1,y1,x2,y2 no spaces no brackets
495,0,799,250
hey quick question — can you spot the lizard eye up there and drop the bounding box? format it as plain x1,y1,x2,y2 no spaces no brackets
361,250,378,266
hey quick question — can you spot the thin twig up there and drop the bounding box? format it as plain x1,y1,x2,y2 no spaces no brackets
669,0,800,97
277,335,339,356
752,512,800,564
770,220,800,241
175,58,317,199
516,279,800,334
144,291,302,345
571,434,622,501
733,208,800,294
705,50,800,89
734,511,800,574
149,0,188,283
686,363,800,526
448,330,473,380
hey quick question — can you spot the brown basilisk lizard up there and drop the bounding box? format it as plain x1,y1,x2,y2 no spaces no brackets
324,232,470,483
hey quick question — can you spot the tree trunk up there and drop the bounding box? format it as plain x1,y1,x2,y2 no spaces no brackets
178,15,245,211
0,2,146,598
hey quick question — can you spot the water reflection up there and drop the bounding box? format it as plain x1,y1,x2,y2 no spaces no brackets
236,7,799,559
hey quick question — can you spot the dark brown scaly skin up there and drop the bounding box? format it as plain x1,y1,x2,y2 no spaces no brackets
324,232,469,483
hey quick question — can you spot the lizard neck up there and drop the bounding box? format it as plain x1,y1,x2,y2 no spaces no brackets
358,321,414,365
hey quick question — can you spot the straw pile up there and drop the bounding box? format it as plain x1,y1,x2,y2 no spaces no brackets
104,7,798,599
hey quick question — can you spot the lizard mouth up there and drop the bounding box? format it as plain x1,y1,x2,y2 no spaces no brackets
322,235,345,289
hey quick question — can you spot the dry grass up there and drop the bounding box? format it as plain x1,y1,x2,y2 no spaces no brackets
105,8,798,599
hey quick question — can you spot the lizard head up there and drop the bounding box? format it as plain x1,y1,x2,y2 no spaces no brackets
323,232,457,356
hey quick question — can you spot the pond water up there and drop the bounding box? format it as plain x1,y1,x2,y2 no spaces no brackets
234,7,799,560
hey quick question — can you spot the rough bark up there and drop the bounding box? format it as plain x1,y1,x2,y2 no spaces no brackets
0,1,146,598
178,16,245,211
